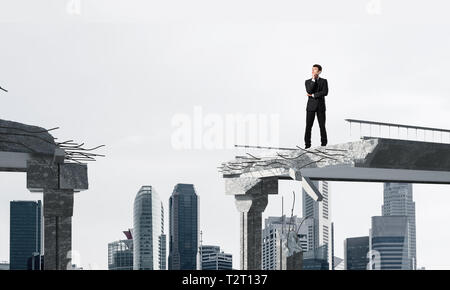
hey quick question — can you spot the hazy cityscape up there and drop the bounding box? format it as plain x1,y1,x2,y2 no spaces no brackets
1,180,424,270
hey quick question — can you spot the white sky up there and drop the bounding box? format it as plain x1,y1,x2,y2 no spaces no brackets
1,0,450,269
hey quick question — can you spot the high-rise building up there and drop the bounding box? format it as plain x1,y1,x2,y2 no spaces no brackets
302,181,331,268
344,236,370,270
27,252,43,270
199,245,232,270
159,234,167,270
382,183,416,269
10,200,42,270
168,183,199,270
302,244,329,270
133,186,166,270
0,262,9,270
108,230,134,270
370,216,410,270
262,215,311,270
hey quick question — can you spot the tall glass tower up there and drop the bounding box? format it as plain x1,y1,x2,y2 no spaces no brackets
370,216,410,270
168,184,199,270
344,236,370,270
302,180,331,268
382,183,416,269
133,186,166,270
10,200,42,270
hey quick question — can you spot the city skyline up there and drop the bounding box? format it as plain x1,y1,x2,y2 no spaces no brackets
0,180,443,270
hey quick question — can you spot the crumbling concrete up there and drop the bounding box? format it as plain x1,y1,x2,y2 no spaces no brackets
1,118,89,270
220,137,450,269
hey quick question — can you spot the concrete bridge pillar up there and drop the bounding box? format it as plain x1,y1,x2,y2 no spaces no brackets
226,177,278,270
27,160,88,270
43,189,74,270
235,193,268,270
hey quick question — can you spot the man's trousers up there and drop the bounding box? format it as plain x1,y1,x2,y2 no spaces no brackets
304,110,327,147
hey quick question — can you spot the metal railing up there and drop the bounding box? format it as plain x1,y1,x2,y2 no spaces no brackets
345,119,450,143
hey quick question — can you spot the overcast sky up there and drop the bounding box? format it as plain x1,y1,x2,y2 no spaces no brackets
1,0,450,269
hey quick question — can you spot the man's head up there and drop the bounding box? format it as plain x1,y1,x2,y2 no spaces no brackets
312,64,322,76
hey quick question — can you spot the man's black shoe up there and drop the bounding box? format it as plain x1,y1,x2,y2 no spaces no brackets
305,144,311,149
321,144,327,147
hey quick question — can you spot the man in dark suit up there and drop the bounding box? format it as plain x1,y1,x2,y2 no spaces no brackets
304,64,328,149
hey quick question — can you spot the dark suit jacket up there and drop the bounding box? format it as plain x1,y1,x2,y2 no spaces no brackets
305,77,328,111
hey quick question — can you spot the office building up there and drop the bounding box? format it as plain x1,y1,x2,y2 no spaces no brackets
9,200,42,270
382,183,416,269
133,186,166,270
370,216,410,270
199,245,232,270
168,184,199,270
262,215,311,270
344,236,370,270
108,230,134,270
302,244,329,270
0,262,9,270
27,252,43,270
302,181,331,268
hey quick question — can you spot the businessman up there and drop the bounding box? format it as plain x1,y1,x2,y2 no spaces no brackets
304,64,328,149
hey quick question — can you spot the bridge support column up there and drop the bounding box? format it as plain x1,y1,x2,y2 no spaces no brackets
235,193,268,270
43,189,74,270
226,177,278,270
27,160,88,270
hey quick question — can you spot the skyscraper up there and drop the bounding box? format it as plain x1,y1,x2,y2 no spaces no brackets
199,245,232,270
262,215,310,270
133,186,166,270
168,183,199,270
302,180,331,268
344,236,369,270
108,230,134,270
9,200,42,270
382,182,416,269
0,262,9,270
370,216,410,270
302,244,329,270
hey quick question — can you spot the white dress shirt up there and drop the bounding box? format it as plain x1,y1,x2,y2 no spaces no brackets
311,76,319,98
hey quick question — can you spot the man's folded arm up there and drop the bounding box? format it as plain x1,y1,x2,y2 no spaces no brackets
313,79,328,98
305,79,317,95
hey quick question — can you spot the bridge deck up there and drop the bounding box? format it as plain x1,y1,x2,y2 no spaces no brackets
220,137,450,184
